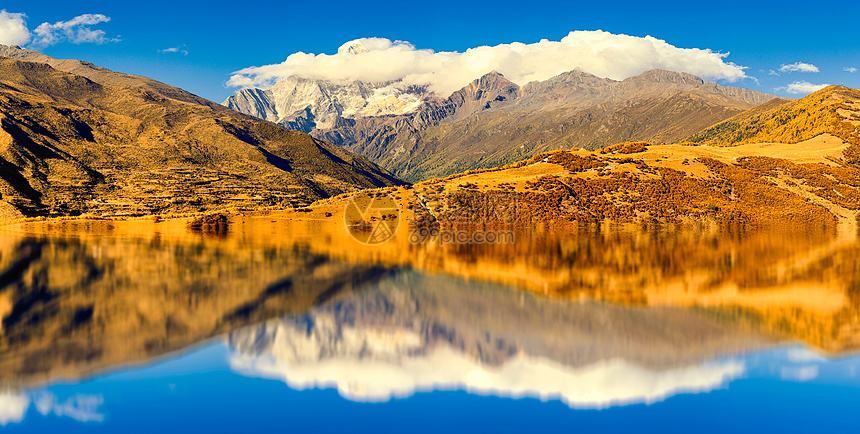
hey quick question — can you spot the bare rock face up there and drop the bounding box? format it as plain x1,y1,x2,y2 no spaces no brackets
224,77,426,131
225,88,279,123
445,71,520,119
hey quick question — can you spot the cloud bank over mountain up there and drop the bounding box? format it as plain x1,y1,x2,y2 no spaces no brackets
0,10,30,45
227,30,750,95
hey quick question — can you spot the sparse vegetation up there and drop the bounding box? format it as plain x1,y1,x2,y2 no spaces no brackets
545,153,608,172
735,156,860,210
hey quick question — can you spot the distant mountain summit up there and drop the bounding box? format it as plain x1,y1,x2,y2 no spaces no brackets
225,60,776,181
224,40,429,130
337,40,370,55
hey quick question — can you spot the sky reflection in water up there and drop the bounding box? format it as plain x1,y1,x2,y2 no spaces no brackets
2,341,859,433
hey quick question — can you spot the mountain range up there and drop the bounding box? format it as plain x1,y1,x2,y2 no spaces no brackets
0,44,401,217
2,43,859,224
225,62,776,181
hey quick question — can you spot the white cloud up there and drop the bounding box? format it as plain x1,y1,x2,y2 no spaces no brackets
779,62,820,73
778,81,831,95
0,10,30,45
0,393,29,426
785,348,827,363
34,392,104,422
780,365,819,382
227,31,750,96
33,392,53,415
846,67,858,73
31,14,116,47
159,46,188,56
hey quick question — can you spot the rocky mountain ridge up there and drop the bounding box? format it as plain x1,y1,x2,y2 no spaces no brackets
225,67,776,181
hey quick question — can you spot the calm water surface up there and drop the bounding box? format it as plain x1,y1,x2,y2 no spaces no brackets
1,217,859,432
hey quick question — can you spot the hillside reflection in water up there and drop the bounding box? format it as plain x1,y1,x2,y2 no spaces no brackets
0,218,859,431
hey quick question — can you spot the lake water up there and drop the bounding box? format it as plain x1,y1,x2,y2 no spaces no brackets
1,216,859,432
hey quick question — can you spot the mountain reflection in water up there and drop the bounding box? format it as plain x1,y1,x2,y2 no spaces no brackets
0,216,859,429
228,271,752,408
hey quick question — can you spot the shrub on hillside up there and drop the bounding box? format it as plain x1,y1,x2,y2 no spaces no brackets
600,141,650,154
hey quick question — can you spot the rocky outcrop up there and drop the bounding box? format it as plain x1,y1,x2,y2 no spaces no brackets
224,88,279,123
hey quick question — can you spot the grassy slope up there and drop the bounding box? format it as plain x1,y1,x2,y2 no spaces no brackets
687,86,860,150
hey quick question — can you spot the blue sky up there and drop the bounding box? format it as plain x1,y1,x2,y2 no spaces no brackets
3,0,858,102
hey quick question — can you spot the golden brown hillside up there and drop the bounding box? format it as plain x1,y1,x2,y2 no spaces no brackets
0,56,402,218
687,86,860,154
377,86,860,234
0,44,229,112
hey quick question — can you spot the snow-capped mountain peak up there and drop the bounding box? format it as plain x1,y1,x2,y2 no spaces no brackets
338,40,370,55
